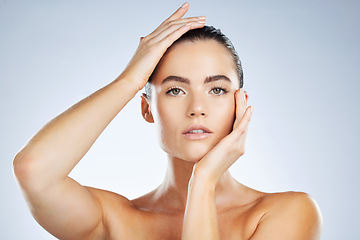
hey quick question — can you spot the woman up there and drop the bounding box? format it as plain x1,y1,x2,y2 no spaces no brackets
13,2,322,240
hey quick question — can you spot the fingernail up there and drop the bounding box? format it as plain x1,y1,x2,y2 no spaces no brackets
198,16,206,20
182,2,189,8
250,106,254,113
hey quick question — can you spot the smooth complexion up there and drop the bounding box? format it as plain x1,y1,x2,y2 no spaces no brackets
13,2,322,240
145,40,241,163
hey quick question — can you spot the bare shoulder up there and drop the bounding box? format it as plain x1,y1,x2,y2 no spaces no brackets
84,186,142,238
85,186,135,212
251,191,323,240
259,191,323,221
259,191,321,209
85,186,131,203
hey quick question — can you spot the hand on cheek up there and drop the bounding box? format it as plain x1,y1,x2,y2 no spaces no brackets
233,88,250,129
194,88,253,185
231,88,252,159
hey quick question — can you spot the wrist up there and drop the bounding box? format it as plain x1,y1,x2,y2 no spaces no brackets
116,70,148,92
189,165,217,192
191,160,222,186
112,74,143,95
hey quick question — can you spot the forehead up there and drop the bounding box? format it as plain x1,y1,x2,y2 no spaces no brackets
151,40,239,86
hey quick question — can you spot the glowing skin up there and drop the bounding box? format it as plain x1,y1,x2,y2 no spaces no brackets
13,3,322,239
145,40,240,163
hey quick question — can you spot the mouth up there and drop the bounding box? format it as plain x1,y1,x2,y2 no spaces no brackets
182,125,213,140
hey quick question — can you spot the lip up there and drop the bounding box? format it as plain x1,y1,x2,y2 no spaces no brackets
182,124,213,140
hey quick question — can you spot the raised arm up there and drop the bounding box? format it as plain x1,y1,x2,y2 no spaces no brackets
13,2,206,239
13,77,137,239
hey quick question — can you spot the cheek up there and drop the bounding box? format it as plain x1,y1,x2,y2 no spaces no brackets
155,99,181,129
211,96,236,134
150,94,237,161
152,98,184,149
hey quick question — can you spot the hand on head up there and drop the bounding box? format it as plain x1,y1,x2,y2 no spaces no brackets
125,2,253,185
119,2,206,91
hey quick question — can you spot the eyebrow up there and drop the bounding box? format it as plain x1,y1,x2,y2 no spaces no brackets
161,75,231,85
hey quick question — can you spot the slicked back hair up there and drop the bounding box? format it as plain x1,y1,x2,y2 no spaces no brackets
145,25,243,98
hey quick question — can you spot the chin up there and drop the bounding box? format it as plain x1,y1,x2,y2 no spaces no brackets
181,155,205,163
173,143,213,163
159,134,225,163
185,150,209,162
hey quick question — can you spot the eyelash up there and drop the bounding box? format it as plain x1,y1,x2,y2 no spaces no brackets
210,86,229,95
165,86,229,96
166,87,185,96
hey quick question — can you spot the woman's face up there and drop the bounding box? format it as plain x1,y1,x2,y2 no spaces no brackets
144,40,241,162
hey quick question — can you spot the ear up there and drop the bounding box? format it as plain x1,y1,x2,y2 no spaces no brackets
141,93,154,123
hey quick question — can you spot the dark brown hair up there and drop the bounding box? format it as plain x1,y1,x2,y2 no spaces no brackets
145,25,243,98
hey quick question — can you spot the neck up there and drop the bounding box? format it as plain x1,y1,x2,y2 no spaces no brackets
155,155,239,212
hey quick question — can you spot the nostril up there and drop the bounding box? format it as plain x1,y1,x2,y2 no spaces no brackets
189,112,206,117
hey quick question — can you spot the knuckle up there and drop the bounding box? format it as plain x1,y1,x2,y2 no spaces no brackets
165,19,176,27
163,33,175,42
190,17,200,21
142,35,151,43
163,31,180,44
233,145,245,156
167,19,176,25
237,127,245,135
238,149,245,156
163,18,171,24
230,146,244,157
168,22,182,30
147,43,158,53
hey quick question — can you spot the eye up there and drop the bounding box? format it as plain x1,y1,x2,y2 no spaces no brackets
166,87,185,96
210,87,228,95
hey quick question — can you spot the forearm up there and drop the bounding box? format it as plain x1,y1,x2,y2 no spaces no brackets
182,170,220,240
13,76,138,188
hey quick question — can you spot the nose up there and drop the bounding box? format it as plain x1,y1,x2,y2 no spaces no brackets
187,94,207,118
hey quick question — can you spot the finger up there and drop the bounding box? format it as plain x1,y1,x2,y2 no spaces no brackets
145,3,189,40
233,88,246,129
148,16,206,43
152,20,206,45
166,2,189,22
244,90,249,101
233,105,253,136
152,2,189,34
168,16,207,25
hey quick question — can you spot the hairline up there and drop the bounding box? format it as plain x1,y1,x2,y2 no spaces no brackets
146,31,243,98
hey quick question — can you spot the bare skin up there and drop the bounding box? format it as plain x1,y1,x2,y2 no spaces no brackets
13,2,322,240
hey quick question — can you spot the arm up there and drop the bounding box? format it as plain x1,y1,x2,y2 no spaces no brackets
13,71,139,240
13,2,206,239
181,90,322,239
182,170,220,240
182,88,253,240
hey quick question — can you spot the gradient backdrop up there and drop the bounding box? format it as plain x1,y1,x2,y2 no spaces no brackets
1,0,359,239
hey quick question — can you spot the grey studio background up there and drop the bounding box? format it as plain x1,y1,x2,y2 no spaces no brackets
1,0,359,239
